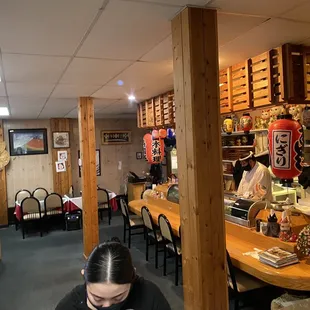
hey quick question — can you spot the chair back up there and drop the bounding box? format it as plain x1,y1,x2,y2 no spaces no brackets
69,185,74,197
158,214,174,243
226,250,238,293
44,193,63,213
21,197,41,219
97,188,109,205
141,206,155,231
15,189,31,203
120,198,129,219
32,187,48,201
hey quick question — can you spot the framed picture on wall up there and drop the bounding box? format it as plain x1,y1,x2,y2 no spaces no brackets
78,149,101,177
101,130,131,145
53,131,70,148
8,128,48,156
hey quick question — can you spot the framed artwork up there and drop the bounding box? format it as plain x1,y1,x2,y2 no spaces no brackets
78,149,101,177
56,161,66,173
8,128,48,156
57,150,68,161
53,132,70,148
136,152,142,160
101,130,131,145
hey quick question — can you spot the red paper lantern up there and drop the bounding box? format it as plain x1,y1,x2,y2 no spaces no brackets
152,129,159,140
268,114,303,181
143,133,152,162
144,133,165,164
159,128,167,139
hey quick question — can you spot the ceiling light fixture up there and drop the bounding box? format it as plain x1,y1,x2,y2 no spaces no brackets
117,80,124,86
0,76,2,82
128,94,136,101
0,107,9,116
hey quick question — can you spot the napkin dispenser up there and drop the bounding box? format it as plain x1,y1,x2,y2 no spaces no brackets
225,198,267,227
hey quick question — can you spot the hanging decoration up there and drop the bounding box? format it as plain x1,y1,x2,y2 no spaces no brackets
144,131,165,164
223,116,233,134
152,129,159,139
159,128,167,139
143,133,152,162
268,114,303,182
167,128,175,139
239,113,253,133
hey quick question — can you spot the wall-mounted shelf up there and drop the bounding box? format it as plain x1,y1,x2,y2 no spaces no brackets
223,173,233,177
222,145,254,149
221,129,268,137
222,159,236,163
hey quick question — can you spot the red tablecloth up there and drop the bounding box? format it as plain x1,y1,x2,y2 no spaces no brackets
15,197,118,221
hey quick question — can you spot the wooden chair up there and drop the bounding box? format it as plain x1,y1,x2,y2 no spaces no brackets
20,197,43,239
226,250,267,310
158,214,182,286
44,193,65,231
97,188,111,225
141,206,163,269
120,198,144,248
15,189,31,230
32,187,48,201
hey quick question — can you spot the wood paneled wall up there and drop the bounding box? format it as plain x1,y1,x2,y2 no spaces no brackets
50,119,72,196
0,120,8,225
4,120,53,207
71,118,148,195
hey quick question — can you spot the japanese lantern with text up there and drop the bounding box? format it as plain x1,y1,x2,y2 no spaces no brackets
268,114,303,182
144,131,165,164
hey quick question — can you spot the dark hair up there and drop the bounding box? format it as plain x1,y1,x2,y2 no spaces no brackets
84,237,135,285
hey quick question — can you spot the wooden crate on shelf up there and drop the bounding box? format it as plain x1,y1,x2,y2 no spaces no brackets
220,68,232,113
250,51,272,107
231,60,252,111
163,91,175,126
270,47,285,104
154,95,164,126
137,102,147,128
145,99,155,127
303,46,310,101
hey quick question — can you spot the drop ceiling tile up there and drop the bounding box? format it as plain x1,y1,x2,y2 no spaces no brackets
78,0,179,60
141,35,172,62
94,99,117,111
38,98,78,118
208,0,307,17
0,83,6,96
0,0,103,55
133,0,212,5
92,85,143,99
65,108,78,118
282,2,310,23
6,82,55,97
51,84,101,98
60,58,133,85
0,97,8,107
9,97,46,109
9,107,41,119
3,54,69,83
95,113,136,119
107,61,173,91
219,18,310,69
217,13,268,47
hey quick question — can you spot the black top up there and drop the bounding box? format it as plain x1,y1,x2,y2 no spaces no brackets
55,277,171,310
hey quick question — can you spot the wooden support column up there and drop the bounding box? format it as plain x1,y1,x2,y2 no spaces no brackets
50,118,72,196
78,97,98,258
172,8,228,310
0,120,8,226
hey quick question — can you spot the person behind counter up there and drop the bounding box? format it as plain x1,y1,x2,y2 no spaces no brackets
56,237,171,310
237,151,272,201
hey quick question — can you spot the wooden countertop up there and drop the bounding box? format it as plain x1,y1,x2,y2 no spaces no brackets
128,199,310,291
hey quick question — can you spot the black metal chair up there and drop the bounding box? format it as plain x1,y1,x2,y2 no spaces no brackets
158,214,182,286
44,193,65,231
226,250,267,309
97,188,111,225
20,197,43,239
32,187,48,201
141,206,164,269
15,189,31,231
120,198,144,248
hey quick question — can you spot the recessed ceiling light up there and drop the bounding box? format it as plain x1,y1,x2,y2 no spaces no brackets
0,107,9,116
128,94,136,101
0,76,2,82
117,80,124,86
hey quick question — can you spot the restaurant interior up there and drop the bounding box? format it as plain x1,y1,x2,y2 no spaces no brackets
2,1,310,310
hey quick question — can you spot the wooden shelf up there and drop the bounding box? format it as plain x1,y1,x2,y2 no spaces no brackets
222,145,254,149
223,173,233,177
222,159,236,163
221,129,268,137
304,144,310,148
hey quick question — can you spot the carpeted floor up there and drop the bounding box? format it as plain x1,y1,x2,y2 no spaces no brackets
0,215,281,310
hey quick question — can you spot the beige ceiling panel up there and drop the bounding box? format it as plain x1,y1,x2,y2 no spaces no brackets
51,84,101,98
219,18,310,69
0,96,8,107
95,113,136,119
282,2,310,23
208,0,306,17
9,97,46,109
141,35,172,62
107,61,173,91
65,108,78,119
94,99,118,111
9,108,42,119
60,58,133,85
0,0,103,55
7,82,55,97
92,85,143,99
39,98,78,118
134,0,212,6
0,83,6,96
217,13,267,47
78,0,179,60
3,54,69,83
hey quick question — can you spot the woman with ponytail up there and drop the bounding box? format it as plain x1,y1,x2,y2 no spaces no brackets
56,237,171,310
